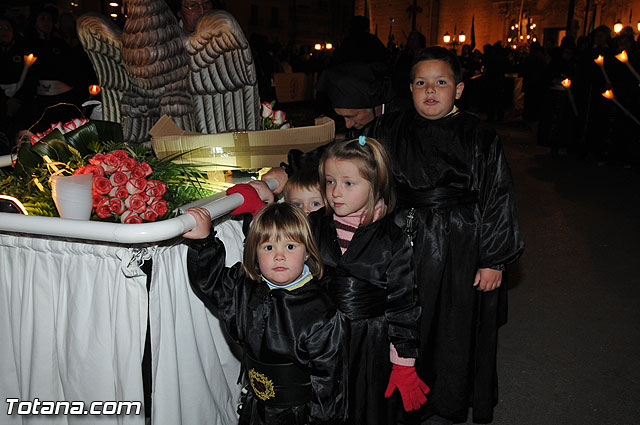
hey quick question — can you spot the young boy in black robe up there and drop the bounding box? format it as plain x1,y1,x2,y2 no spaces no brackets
364,47,525,424
183,200,348,425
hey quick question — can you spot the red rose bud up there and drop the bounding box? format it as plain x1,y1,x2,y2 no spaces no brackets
121,210,143,224
274,110,286,125
96,197,112,218
62,118,88,133
109,185,128,199
125,193,148,213
109,197,126,214
93,176,113,195
89,153,106,166
130,165,148,179
126,178,147,194
146,180,167,197
149,199,168,217
84,164,105,177
121,157,138,172
139,161,152,176
92,194,103,208
102,152,122,173
142,209,158,222
112,150,129,161
109,171,129,187
74,166,87,175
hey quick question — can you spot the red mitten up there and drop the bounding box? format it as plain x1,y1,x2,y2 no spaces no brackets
226,184,265,216
384,364,430,412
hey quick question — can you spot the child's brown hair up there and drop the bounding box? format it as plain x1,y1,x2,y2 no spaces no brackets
242,202,323,281
318,137,395,226
282,170,322,201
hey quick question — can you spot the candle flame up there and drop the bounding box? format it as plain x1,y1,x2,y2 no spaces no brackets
594,55,604,65
88,85,101,95
601,89,614,100
24,53,37,67
561,78,571,88
615,50,628,63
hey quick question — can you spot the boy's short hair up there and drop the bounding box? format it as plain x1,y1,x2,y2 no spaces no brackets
318,137,395,226
282,170,321,200
242,203,323,281
410,46,463,84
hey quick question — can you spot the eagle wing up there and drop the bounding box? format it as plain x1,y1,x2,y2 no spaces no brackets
185,10,260,133
77,13,130,124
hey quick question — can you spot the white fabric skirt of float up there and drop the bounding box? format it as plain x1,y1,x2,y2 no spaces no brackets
0,216,245,425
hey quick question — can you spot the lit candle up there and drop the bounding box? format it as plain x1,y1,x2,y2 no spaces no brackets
561,78,578,116
14,54,38,95
24,53,37,68
594,55,612,87
614,50,640,83
88,85,101,96
601,89,640,127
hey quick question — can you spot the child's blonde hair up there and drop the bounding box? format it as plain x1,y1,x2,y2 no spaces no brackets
318,137,395,226
242,203,323,281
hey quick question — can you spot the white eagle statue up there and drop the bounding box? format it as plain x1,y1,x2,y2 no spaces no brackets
77,0,260,143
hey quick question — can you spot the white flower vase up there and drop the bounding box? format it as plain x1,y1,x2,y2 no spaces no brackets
50,174,94,220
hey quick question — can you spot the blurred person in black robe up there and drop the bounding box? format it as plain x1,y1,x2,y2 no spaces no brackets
315,61,411,139
0,15,37,147
184,201,348,425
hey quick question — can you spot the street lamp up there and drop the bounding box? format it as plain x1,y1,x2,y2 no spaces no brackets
443,29,465,52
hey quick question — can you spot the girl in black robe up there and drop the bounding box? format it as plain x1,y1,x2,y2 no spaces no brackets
363,47,524,424
310,137,427,425
183,201,348,425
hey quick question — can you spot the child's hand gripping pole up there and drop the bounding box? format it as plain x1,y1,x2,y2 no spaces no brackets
384,364,430,412
226,180,275,217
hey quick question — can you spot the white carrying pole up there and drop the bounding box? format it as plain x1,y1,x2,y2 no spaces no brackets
0,179,277,244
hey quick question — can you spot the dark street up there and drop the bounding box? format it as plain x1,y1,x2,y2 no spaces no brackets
476,121,640,425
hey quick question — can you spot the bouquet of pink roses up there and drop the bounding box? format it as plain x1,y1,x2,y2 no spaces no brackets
74,150,169,223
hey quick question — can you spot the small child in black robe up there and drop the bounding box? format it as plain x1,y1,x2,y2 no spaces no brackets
183,201,348,425
311,137,429,425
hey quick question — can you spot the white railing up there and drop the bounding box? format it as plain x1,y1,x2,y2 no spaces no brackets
0,179,276,244
0,154,13,168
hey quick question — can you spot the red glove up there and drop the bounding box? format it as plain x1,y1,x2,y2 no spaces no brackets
384,364,430,412
226,183,266,216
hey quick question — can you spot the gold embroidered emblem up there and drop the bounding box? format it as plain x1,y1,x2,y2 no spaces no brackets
249,368,276,401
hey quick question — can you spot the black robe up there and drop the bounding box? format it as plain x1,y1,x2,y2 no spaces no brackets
186,234,348,425
308,210,420,425
365,109,524,423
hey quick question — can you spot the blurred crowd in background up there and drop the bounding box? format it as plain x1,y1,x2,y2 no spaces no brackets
2,3,640,169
